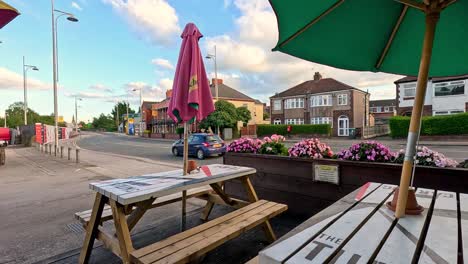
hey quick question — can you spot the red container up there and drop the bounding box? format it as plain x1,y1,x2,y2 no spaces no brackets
0,128,10,144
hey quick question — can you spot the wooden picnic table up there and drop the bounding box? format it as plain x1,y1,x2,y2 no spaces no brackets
78,164,282,264
258,182,467,264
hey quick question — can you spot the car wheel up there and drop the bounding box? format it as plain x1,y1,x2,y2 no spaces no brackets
172,147,179,157
197,149,205,160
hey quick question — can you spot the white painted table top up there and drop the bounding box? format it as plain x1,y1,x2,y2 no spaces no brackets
89,164,255,205
259,182,464,264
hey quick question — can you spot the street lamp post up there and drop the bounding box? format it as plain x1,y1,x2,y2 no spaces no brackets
206,45,219,136
75,96,82,130
132,88,143,136
51,0,78,153
23,56,39,125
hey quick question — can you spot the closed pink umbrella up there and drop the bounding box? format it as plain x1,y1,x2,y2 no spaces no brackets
168,23,214,229
0,0,20,29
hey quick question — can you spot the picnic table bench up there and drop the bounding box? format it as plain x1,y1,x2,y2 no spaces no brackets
77,164,287,264
258,182,467,264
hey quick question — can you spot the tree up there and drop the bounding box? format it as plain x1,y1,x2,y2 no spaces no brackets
199,100,239,131
111,101,135,126
92,114,116,131
236,106,251,126
263,112,270,120
3,102,55,128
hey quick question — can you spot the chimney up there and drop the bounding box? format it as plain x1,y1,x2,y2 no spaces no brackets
212,78,223,85
313,72,322,81
166,89,173,98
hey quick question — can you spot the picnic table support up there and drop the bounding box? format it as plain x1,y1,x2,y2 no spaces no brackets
78,193,108,264
110,200,134,264
126,198,156,231
200,201,215,221
240,176,276,242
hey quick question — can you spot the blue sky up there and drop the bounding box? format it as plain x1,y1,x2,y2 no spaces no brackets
0,0,399,123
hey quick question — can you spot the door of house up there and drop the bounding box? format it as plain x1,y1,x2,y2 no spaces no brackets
338,116,349,136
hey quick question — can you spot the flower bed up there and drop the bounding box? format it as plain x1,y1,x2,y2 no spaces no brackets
288,138,333,159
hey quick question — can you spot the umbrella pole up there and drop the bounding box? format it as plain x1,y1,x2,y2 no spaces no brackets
395,10,439,218
181,122,189,230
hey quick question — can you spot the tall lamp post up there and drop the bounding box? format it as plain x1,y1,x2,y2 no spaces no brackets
75,96,82,130
23,56,39,125
132,88,143,136
51,0,78,153
206,45,219,135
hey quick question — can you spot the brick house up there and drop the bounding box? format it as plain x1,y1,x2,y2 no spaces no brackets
270,72,369,136
395,75,468,116
369,99,397,124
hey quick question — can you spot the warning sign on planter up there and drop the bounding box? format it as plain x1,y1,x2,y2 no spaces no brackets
314,164,339,185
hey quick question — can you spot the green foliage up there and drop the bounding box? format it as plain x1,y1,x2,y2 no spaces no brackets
176,127,184,135
258,142,288,156
263,112,270,120
111,101,135,126
91,114,116,131
3,102,55,128
389,113,468,138
236,106,251,125
199,100,239,130
257,124,331,137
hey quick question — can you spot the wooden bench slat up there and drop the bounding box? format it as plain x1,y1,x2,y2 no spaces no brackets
150,203,287,264
375,188,434,263
75,186,212,225
137,201,281,263
418,190,457,264
131,200,270,259
286,184,395,263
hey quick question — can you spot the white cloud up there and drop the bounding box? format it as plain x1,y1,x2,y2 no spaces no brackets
223,0,232,9
66,91,108,99
71,1,83,11
202,0,402,102
151,58,174,70
89,83,113,93
122,78,172,102
103,0,180,46
0,67,50,91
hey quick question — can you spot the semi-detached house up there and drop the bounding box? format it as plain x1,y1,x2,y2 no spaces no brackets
270,72,369,137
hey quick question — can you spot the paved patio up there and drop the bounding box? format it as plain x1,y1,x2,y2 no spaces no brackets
0,147,308,264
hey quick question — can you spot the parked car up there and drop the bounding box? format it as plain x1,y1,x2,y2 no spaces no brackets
171,133,226,159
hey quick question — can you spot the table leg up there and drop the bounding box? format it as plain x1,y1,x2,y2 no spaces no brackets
240,175,276,242
127,198,156,231
200,200,215,221
110,200,134,263
78,193,108,264
210,183,236,206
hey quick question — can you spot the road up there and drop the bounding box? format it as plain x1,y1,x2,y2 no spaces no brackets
77,132,468,164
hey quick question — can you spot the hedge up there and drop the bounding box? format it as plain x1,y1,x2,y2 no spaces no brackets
389,113,468,138
257,124,331,137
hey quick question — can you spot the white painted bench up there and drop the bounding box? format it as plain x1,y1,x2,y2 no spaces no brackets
258,182,468,264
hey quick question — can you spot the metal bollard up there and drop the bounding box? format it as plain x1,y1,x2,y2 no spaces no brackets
68,147,71,160
49,145,52,155
60,146,64,158
75,149,79,163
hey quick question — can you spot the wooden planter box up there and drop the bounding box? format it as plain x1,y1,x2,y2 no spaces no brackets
223,152,468,216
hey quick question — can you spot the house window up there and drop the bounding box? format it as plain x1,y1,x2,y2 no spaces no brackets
273,100,282,111
310,95,332,107
370,107,377,113
337,94,348,105
311,117,333,127
285,118,304,125
434,110,464,116
285,98,304,109
434,81,465,97
402,83,416,98
384,106,390,112
273,118,282,124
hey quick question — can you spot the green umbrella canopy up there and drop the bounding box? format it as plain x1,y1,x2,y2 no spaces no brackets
270,0,467,77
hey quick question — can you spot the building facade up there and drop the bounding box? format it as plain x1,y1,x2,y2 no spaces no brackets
395,75,468,116
270,72,369,136
369,99,397,124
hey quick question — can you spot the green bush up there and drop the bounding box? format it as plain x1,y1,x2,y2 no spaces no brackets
389,113,468,138
257,124,331,137
175,127,184,135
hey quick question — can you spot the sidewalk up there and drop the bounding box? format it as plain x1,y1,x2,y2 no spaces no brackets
0,146,187,264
